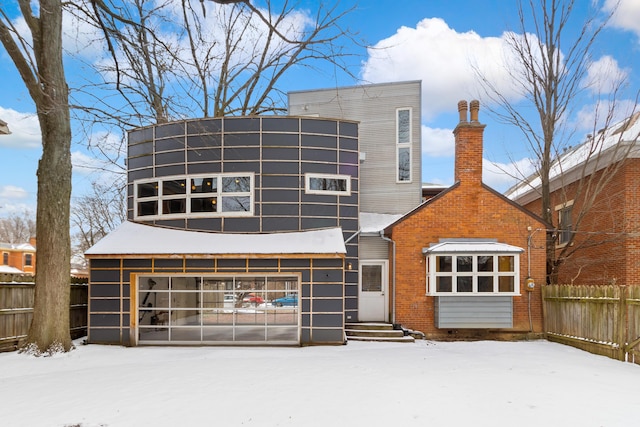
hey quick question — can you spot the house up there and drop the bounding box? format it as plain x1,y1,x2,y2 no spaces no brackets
0,237,36,277
85,83,546,346
85,81,422,346
384,100,547,339
506,111,640,285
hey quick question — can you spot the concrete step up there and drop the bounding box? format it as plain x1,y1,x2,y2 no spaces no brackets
344,322,415,343
347,334,415,343
345,322,395,331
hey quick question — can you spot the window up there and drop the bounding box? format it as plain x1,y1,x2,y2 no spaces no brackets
396,108,412,182
424,242,522,295
24,253,33,267
305,173,351,196
134,173,254,219
2,252,8,265
556,201,573,246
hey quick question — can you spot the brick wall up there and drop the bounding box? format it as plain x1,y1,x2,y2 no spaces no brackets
523,158,640,285
388,100,546,339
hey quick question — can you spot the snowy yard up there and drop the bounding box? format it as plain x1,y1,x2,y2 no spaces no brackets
1,339,638,427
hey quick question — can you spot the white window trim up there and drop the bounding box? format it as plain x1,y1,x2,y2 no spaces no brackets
426,252,521,296
134,172,254,220
304,173,351,196
396,107,412,183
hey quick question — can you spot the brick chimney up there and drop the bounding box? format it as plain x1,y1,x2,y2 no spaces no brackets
453,100,486,186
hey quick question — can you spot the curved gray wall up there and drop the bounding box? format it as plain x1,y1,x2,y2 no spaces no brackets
127,116,359,234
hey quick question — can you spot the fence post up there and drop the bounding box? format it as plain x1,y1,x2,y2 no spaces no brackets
616,285,627,362
541,285,548,336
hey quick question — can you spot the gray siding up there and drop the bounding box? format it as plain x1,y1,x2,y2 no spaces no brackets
289,81,422,215
435,296,513,328
126,116,359,236
88,256,346,346
359,235,389,260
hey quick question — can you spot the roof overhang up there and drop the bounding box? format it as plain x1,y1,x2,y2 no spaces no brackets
0,265,25,275
422,240,524,255
85,221,346,257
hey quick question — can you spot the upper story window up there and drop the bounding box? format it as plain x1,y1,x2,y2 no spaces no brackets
556,201,573,246
24,253,33,267
424,241,523,296
134,173,254,220
2,252,8,265
396,108,412,183
305,173,351,196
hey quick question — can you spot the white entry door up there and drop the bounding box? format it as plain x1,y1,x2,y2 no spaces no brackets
358,261,388,322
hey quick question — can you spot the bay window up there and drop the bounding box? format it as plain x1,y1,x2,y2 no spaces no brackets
424,241,523,295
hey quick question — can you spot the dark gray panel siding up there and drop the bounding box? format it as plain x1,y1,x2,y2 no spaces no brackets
88,255,346,346
126,116,358,235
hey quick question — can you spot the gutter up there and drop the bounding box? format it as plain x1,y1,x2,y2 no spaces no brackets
379,231,396,324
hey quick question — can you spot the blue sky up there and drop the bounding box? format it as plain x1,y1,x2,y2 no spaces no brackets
1,0,639,216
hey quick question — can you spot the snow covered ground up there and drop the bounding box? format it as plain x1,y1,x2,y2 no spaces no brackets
1,339,638,427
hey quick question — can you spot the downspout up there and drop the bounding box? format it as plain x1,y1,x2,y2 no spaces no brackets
379,231,396,324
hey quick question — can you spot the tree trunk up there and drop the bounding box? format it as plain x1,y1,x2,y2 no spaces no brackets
25,0,73,353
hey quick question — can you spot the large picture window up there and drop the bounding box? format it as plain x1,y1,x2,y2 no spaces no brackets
396,108,412,182
424,241,522,295
134,173,254,220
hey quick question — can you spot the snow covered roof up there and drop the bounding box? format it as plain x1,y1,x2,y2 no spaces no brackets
359,212,403,234
0,242,35,251
422,240,524,254
85,221,346,256
506,111,640,203
0,265,25,274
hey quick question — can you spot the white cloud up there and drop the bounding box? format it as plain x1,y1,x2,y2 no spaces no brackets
361,18,525,120
72,150,112,176
0,107,41,149
581,55,629,95
0,185,29,199
422,125,454,157
574,98,638,132
484,157,536,193
604,0,640,38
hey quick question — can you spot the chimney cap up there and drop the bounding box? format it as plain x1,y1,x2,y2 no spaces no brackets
457,100,468,123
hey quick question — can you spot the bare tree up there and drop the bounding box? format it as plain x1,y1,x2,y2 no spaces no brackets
72,180,127,255
71,0,358,122
0,211,36,244
478,0,637,281
0,1,73,353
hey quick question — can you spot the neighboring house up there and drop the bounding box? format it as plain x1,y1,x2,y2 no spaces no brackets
0,119,9,135
0,237,36,277
384,101,547,339
85,80,422,346
506,112,640,285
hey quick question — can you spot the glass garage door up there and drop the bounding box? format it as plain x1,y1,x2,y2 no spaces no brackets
137,275,299,344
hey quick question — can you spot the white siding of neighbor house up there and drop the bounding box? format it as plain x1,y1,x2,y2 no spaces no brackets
289,81,422,215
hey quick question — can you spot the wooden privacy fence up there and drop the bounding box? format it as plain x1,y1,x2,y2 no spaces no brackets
542,284,640,365
0,282,88,352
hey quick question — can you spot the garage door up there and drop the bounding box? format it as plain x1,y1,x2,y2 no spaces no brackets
136,274,299,344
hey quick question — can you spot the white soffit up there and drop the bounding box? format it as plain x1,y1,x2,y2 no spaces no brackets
423,241,524,254
85,221,346,256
